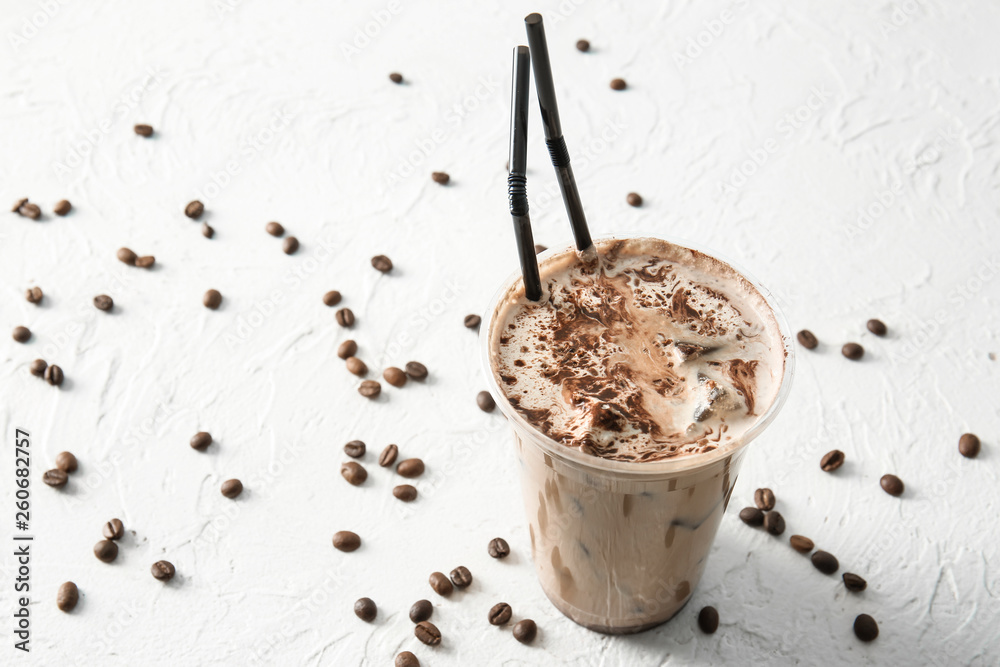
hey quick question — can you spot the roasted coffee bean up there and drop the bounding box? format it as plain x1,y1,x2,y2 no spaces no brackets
203,289,222,310
410,599,433,623
867,319,887,336
404,361,428,380
26,286,43,304
282,236,299,254
383,367,407,387
190,432,213,451
336,308,355,327
12,326,31,343
429,571,453,597
221,479,243,498
357,382,379,403
134,124,154,137
44,365,64,386
378,444,398,467
698,606,719,634
843,572,867,592
338,339,358,359
754,488,775,511
265,221,284,237
880,474,904,497
477,391,496,413
464,314,481,329
332,530,361,552
55,451,78,473
184,200,204,219
576,39,590,51
789,535,814,554
820,449,845,472
626,192,643,207
488,537,510,559
19,202,41,219
610,78,627,90
30,359,47,377
94,539,118,563
739,507,764,527
431,172,450,185
959,433,981,459
323,290,342,307
389,72,403,84
57,582,79,612
513,619,537,643
853,614,878,642
341,461,368,486
414,621,441,646
54,200,72,216
395,652,419,667
135,255,155,268
202,222,214,238
118,247,138,265
396,458,425,478
354,597,377,622
43,469,68,488
346,356,368,376
842,342,864,360
488,602,512,625
811,550,839,575
102,518,125,540
151,560,175,581
94,294,113,311
763,511,786,536
796,329,818,349
393,484,417,501
12,197,28,212
450,566,472,588
344,440,366,458
371,254,393,273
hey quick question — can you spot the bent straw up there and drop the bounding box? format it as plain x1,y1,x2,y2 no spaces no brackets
524,12,592,252
508,45,542,302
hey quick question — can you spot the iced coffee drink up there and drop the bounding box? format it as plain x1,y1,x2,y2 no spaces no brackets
482,237,792,634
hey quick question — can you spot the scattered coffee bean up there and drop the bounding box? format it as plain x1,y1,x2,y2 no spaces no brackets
811,550,839,575
754,488,775,511
880,474,904,497
576,39,590,51
397,458,425,478
265,221,284,237
117,247,138,265
12,197,28,212
464,314,481,329
102,518,125,540
698,606,719,634
488,602,512,625
358,379,380,398
332,530,361,552
959,433,981,459
796,329,818,349
371,254,393,273
203,289,222,310
843,572,867,592
414,621,441,646
738,507,764,527
94,294,113,311
763,511,786,536
513,619,537,643
202,222,214,238
25,286,43,304
405,361,428,380
410,599,433,623
135,255,155,268
853,614,878,642
383,367,407,387
190,432,213,451
94,539,118,563
57,582,79,612
344,440,366,458
346,356,368,376
867,319,887,336
393,484,417,501
389,72,403,84
820,449,845,472
477,391,496,413
54,199,72,216
450,566,472,588
488,537,510,559
395,652,419,667
341,461,368,486
55,451,77,473
626,192,643,207
43,469,68,488
12,326,31,343
378,444,398,467
337,339,358,359
323,290,342,307
429,572,453,597
151,560,175,581
282,236,299,254
431,171,450,185
842,342,864,360
336,308,355,327
184,200,204,219
354,597,377,622
609,78,627,90
19,202,42,219
44,365,64,386
789,535,814,554
221,479,243,498
30,359,47,377
134,124,154,137
534,244,547,254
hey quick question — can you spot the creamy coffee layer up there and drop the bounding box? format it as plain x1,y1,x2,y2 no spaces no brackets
491,238,785,462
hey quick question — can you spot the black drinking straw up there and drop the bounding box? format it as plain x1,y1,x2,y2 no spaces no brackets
508,45,543,302
524,13,592,252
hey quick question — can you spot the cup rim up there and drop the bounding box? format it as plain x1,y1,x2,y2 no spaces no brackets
480,234,796,476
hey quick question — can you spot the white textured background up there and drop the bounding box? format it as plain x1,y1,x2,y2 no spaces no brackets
1,0,999,665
